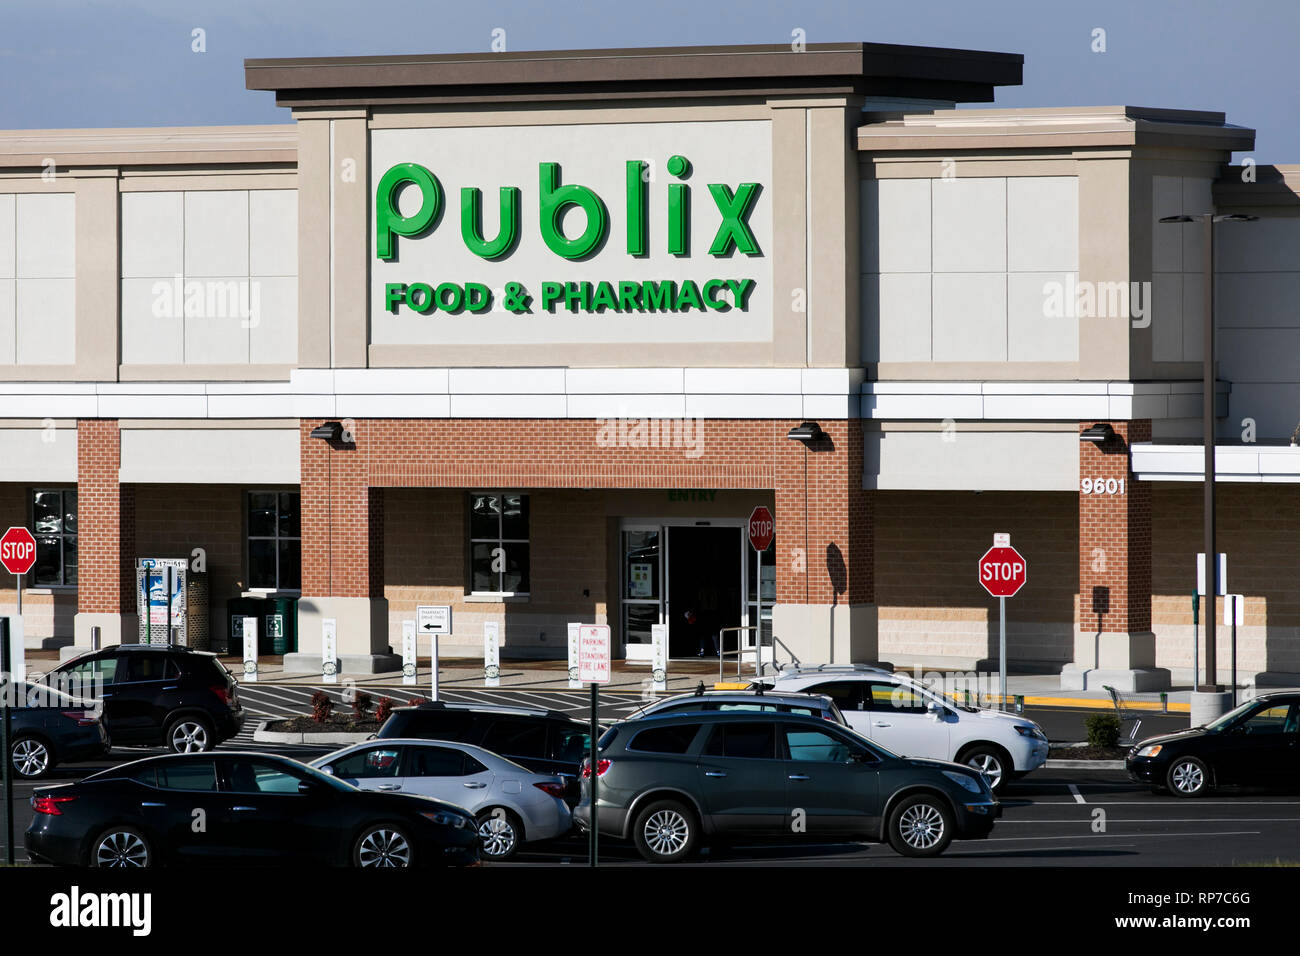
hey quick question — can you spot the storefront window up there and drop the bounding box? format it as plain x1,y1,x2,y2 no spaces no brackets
469,492,530,595
247,491,301,591
31,489,77,586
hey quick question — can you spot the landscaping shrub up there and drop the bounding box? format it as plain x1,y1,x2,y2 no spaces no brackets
1086,713,1121,749
310,690,333,724
375,696,395,724
353,690,374,720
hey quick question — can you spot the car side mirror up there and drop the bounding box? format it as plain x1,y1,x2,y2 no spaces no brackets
318,765,334,776
927,701,944,717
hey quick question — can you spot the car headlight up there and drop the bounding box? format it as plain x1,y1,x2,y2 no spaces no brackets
1014,724,1047,741
1136,744,1162,758
422,811,470,829
942,770,984,794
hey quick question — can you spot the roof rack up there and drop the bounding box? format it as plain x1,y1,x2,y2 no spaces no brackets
777,663,894,676
408,700,577,721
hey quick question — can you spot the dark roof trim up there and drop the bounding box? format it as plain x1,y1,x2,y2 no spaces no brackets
245,41,1022,110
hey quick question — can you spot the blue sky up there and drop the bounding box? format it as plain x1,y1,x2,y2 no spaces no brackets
1,0,1295,161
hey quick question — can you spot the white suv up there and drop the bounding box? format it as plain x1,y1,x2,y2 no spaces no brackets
755,666,1049,791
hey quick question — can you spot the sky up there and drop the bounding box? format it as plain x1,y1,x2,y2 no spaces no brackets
1,0,1296,162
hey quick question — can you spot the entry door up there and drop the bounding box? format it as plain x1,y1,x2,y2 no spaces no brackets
621,526,663,662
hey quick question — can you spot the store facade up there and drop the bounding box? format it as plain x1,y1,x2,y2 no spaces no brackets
2,42,1300,688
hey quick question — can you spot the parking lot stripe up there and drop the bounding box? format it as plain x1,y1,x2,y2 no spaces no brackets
1069,784,1085,804
980,830,1261,842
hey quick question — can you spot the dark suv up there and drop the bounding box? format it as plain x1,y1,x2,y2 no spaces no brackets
376,702,591,803
574,711,1000,862
45,645,243,753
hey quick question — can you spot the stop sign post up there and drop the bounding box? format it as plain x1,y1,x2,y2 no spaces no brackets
0,526,34,866
748,507,774,675
0,526,34,678
979,533,1027,711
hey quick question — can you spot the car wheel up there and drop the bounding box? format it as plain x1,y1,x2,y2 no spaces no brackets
165,716,213,754
11,735,53,779
1167,756,1211,797
632,799,697,863
353,823,414,868
90,827,152,868
887,794,954,858
958,744,1011,793
476,808,524,861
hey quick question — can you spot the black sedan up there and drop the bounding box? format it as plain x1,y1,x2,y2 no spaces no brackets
2,679,109,779
26,752,480,867
1126,693,1300,797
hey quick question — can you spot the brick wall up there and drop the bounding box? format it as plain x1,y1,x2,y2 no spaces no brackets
0,482,76,642
383,487,610,653
133,484,245,642
875,490,1077,664
1078,420,1151,634
1152,482,1300,675
76,420,134,615
304,419,870,619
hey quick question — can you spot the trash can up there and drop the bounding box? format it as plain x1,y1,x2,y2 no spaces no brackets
264,597,298,655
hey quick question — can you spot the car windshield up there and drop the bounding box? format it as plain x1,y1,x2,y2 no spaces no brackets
1205,699,1272,733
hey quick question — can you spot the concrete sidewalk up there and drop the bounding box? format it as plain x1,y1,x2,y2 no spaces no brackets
29,649,1292,712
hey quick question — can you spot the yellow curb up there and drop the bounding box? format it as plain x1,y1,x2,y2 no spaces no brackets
713,682,750,690
942,691,1189,714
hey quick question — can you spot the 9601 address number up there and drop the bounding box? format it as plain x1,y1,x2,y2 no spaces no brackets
1081,477,1126,495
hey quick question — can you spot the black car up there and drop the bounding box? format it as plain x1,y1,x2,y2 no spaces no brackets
45,644,244,753
376,702,592,803
573,711,1001,861
2,679,109,779
26,751,479,867
1126,693,1300,796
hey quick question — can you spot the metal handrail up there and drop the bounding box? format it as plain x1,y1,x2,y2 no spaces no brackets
716,626,759,683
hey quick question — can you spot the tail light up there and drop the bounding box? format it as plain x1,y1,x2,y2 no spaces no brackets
533,781,567,798
32,795,77,815
580,759,611,779
209,685,232,705
59,710,98,727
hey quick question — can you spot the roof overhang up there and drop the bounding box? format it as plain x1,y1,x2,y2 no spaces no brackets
245,41,1023,111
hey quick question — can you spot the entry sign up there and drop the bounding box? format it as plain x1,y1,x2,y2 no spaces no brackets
0,527,36,576
978,544,1027,598
748,507,775,552
578,624,612,684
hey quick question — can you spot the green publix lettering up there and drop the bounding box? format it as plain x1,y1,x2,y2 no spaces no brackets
376,155,762,262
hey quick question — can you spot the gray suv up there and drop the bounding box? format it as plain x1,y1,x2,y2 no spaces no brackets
574,711,1000,862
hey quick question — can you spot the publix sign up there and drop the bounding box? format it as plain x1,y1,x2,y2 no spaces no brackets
376,154,762,317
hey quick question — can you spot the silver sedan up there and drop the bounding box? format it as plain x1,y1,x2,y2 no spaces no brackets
311,738,571,860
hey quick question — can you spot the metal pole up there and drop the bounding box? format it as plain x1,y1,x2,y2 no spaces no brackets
1192,591,1199,691
756,545,763,678
431,631,440,702
1,619,13,864
1203,214,1218,691
588,682,598,868
1231,596,1238,708
998,596,1007,712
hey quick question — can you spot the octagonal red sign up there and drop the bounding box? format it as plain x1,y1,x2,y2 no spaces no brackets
0,526,37,576
979,545,1027,598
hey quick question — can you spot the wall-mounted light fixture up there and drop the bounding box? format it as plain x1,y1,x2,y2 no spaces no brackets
1079,423,1115,444
786,421,825,444
310,421,344,441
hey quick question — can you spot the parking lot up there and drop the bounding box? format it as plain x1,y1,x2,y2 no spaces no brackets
4,687,1297,869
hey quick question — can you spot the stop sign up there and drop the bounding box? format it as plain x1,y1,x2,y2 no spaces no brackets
979,545,1027,598
748,506,774,552
0,526,37,576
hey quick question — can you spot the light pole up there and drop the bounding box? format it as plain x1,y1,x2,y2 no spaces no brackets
1158,213,1255,702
